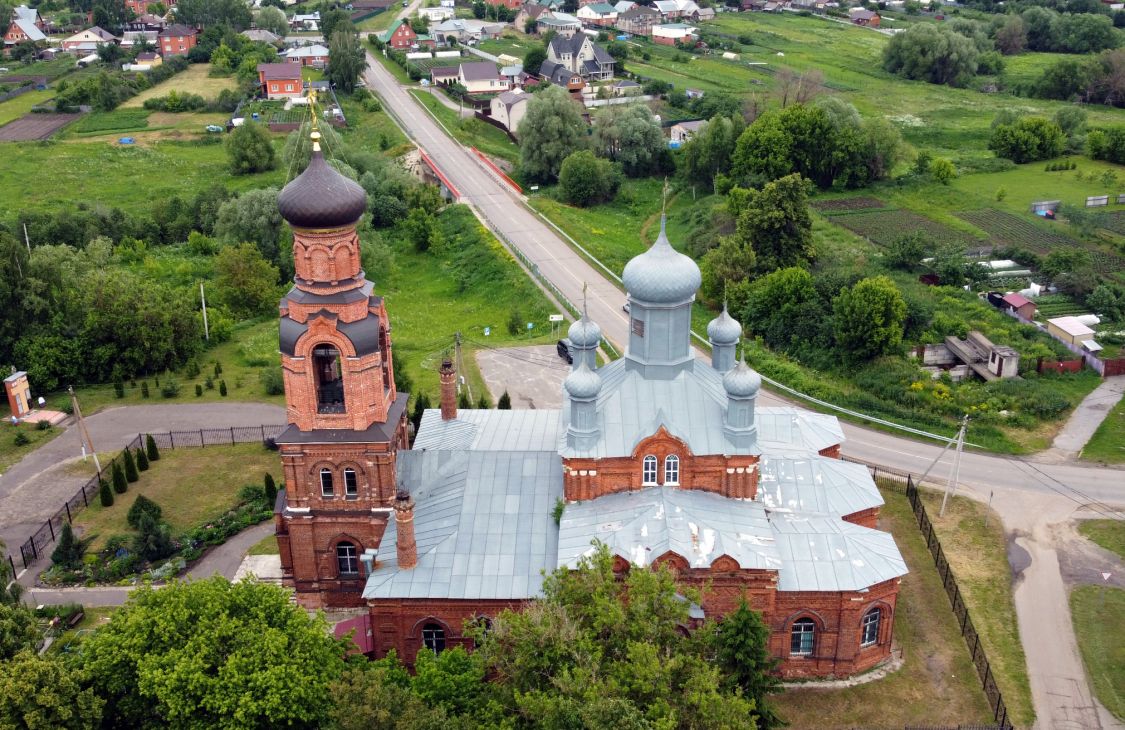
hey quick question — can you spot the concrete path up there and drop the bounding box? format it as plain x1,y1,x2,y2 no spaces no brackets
0,403,285,560
1034,376,1125,463
474,345,569,409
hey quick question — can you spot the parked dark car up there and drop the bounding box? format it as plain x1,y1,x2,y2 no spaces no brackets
557,339,573,364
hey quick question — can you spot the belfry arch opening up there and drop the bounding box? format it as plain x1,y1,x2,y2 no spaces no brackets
313,344,345,413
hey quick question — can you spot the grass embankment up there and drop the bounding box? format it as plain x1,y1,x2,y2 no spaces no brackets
73,443,278,552
1082,399,1125,465
1078,520,1125,560
1070,586,1125,721
0,421,62,473
247,533,280,556
121,63,237,108
370,46,413,85
773,486,993,728
409,88,519,165
0,89,55,127
918,488,1034,727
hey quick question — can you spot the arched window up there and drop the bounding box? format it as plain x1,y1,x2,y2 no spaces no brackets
642,455,658,485
320,468,334,497
664,455,680,485
421,622,446,654
336,542,358,576
790,618,815,657
344,468,358,499
313,344,345,413
861,608,881,647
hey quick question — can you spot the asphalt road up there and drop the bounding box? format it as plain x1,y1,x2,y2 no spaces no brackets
361,53,1124,509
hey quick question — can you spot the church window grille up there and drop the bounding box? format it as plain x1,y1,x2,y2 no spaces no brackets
337,542,358,576
791,619,815,656
861,609,881,647
422,623,446,654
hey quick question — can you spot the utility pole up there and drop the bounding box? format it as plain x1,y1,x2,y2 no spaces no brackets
200,281,210,341
939,415,968,518
69,386,101,475
454,331,471,402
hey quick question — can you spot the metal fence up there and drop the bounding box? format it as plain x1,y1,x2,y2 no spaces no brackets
15,425,286,570
843,458,1013,730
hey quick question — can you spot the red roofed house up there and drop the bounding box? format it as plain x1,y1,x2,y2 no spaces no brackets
258,62,304,99
125,0,175,16
158,23,197,56
1001,292,1037,321
379,19,417,50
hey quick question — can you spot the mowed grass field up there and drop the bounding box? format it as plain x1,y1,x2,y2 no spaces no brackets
0,89,56,127
1070,586,1125,721
122,63,238,108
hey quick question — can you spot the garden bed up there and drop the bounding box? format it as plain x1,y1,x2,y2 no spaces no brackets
826,208,981,250
810,196,886,214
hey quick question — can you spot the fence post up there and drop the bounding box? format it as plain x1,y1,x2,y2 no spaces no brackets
81,484,88,507
30,539,37,561
170,431,175,448
260,425,265,440
47,519,54,541
200,429,205,448
7,554,14,579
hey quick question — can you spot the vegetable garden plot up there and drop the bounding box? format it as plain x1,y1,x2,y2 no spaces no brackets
956,209,1080,254
826,208,979,249
811,196,886,214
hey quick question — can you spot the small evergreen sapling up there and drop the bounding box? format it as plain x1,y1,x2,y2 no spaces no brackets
99,478,114,507
146,433,160,462
51,522,86,570
123,448,139,483
141,381,150,398
127,495,163,529
219,380,228,397
112,461,128,494
264,473,277,505
136,447,149,471
498,391,511,410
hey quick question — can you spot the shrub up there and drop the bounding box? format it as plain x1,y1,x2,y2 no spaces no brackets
112,462,128,494
160,378,180,398
146,434,159,462
195,384,203,397
36,420,50,431
219,380,228,397
205,375,214,390
123,448,139,483
260,368,284,396
114,381,125,398
507,309,523,336
141,381,150,398
214,362,223,376
127,495,163,530
99,479,114,507
989,116,1066,163
132,511,175,562
13,431,29,446
51,522,86,570
558,150,621,207
264,473,277,505
185,359,201,378
498,391,511,410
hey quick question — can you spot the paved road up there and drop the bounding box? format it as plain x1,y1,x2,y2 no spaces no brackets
0,403,285,561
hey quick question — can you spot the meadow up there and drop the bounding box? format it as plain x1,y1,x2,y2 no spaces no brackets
121,63,238,108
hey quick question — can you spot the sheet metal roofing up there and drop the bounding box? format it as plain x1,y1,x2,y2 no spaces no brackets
771,514,907,591
757,457,882,517
413,408,561,451
755,408,843,456
558,487,780,571
362,450,561,600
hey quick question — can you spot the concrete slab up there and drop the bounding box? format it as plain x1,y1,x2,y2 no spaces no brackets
474,345,569,410
233,555,283,583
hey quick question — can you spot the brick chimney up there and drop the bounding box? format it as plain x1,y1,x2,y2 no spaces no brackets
394,491,417,569
439,358,457,421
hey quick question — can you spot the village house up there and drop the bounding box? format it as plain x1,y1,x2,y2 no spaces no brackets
1047,316,1098,348
616,4,660,36
615,0,636,12
124,0,172,16
242,28,282,44
61,26,118,53
540,32,614,82
125,13,166,31
611,78,641,96
457,60,510,93
848,7,881,26
577,2,618,27
688,5,715,21
120,30,158,47
670,118,705,143
379,18,419,49
652,22,697,46
489,88,528,132
290,12,320,31
418,6,455,22
158,24,197,55
258,61,304,99
12,5,46,31
485,0,521,10
652,0,699,19
515,3,549,28
284,43,329,67
429,65,459,85
1001,292,1037,321
4,15,46,47
536,11,582,36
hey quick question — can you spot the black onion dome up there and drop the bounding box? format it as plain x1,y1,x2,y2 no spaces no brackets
278,149,367,229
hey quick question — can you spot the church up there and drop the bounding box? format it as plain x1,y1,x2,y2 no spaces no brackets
272,131,908,679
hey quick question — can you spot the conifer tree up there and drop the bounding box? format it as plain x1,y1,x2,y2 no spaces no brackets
136,447,149,472
112,462,128,494
219,380,228,397
264,473,277,505
458,391,471,409
127,495,163,530
713,599,783,730
498,391,511,410
123,448,139,483
146,434,160,462
99,478,114,507
51,523,86,570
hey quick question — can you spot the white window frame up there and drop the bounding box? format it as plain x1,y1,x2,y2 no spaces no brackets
320,468,334,497
336,542,358,575
861,608,880,647
344,468,358,499
642,455,658,485
664,455,680,485
791,618,815,657
421,622,446,654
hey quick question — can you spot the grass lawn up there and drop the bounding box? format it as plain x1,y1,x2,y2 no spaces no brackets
918,488,1035,727
1070,585,1125,721
0,421,63,474
0,139,285,213
478,33,537,60
358,9,397,32
772,486,993,728
121,64,237,108
247,533,280,555
0,89,55,127
0,56,82,82
1078,519,1125,560
46,606,118,656
1082,398,1125,465
409,88,519,164
371,46,414,85
73,442,278,551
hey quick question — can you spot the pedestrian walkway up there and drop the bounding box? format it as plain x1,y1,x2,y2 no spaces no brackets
1034,376,1125,463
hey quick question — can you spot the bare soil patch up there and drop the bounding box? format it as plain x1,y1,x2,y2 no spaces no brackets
0,113,80,141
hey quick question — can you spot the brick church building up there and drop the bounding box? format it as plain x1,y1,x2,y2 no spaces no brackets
273,137,908,679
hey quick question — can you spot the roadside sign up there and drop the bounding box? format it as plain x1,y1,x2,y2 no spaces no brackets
549,314,564,322
1103,572,1112,582
526,322,534,330
484,327,490,336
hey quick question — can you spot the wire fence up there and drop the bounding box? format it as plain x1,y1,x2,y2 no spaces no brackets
15,425,286,570
842,458,1013,730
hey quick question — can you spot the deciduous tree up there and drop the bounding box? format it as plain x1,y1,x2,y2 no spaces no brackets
558,150,621,206
215,188,284,266
254,6,288,37
327,29,367,94
517,85,588,183
591,103,666,177
225,122,276,176
883,24,980,87
214,243,280,318
989,115,1066,163
728,174,814,273
0,604,39,660
833,275,907,362
0,651,104,730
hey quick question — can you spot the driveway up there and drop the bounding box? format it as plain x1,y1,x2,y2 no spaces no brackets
475,345,569,409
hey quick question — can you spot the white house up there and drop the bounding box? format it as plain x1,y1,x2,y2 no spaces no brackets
418,6,455,22
457,60,510,93
652,0,699,19
490,88,529,133
652,22,697,45
576,2,618,26
670,119,705,143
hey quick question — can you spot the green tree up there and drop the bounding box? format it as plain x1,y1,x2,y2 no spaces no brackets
213,243,280,318
700,235,756,304
123,448,139,483
0,651,104,730
558,150,621,207
882,23,980,87
929,156,956,184
591,103,666,177
0,604,40,660
127,495,163,530
1035,57,1095,101
80,577,347,728
136,446,149,471
403,208,439,252
1086,285,1123,320
729,174,814,273
264,473,277,505
886,231,931,271
1021,6,1058,52
131,511,175,562
497,391,511,409
327,29,367,94
518,85,588,183
523,44,546,75
410,392,431,433
51,522,86,570
412,646,485,716
994,14,1027,55
680,114,745,186
254,6,288,36
833,275,907,362
330,665,451,730
215,188,284,267
713,600,782,730
226,122,276,176
112,461,128,494
989,116,1066,163
175,0,251,29
146,434,160,462
1040,247,1092,281
99,478,114,507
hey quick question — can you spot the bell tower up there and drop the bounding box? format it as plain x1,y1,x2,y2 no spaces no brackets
273,126,410,608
